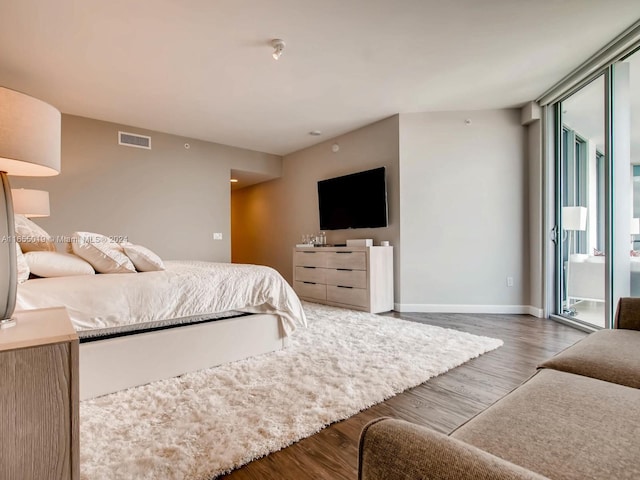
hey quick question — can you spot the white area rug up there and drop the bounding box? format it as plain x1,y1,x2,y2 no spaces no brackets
80,302,503,480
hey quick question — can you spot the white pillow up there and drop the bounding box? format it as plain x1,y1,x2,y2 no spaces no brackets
25,251,95,278
14,214,56,253
16,244,30,283
123,244,165,272
71,232,136,274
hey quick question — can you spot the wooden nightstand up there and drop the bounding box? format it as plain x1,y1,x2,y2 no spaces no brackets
0,307,79,480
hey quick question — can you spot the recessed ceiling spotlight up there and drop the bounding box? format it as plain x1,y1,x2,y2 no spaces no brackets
230,178,239,183
309,130,322,136
271,39,285,60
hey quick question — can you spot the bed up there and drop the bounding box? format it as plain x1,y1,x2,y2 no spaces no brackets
567,254,640,303
16,260,307,399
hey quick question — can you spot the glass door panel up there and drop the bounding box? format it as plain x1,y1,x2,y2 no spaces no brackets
621,50,639,304
559,75,606,327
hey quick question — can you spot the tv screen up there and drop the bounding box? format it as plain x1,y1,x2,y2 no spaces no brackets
317,167,388,230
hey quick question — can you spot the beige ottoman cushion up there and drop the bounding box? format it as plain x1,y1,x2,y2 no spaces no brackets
452,369,640,480
359,418,548,480
539,329,640,388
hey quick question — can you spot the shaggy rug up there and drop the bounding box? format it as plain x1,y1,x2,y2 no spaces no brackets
80,302,503,480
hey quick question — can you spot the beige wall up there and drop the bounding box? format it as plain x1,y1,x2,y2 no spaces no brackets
398,109,530,312
11,114,281,261
232,116,401,296
30,111,531,313
233,111,534,313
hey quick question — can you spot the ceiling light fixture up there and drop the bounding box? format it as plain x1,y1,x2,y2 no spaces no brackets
230,178,239,183
271,39,285,60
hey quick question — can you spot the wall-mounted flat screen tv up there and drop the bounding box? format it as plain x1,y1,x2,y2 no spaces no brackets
317,167,388,230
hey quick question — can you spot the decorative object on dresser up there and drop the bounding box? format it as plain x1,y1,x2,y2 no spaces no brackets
293,245,393,313
346,238,373,247
0,307,79,479
299,232,327,247
0,86,61,328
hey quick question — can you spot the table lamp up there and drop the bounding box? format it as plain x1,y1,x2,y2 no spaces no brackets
12,189,50,218
0,87,60,328
562,206,587,315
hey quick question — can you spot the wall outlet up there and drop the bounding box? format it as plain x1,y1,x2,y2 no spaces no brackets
506,276,514,287
213,233,223,240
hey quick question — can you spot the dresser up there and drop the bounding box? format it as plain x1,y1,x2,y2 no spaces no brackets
0,307,79,480
293,246,393,313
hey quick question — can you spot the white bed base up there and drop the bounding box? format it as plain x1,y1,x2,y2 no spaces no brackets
79,313,287,400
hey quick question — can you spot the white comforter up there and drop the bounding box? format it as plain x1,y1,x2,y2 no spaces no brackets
16,261,307,335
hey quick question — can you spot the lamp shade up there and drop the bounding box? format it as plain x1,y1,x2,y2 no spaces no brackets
0,87,61,176
11,189,50,218
0,87,60,326
562,206,587,231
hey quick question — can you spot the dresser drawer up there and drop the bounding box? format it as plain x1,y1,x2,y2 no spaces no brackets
325,268,367,288
294,281,327,301
294,251,327,268
292,246,393,314
295,266,326,284
327,285,368,308
326,252,366,270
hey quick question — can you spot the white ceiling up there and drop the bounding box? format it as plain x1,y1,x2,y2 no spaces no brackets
1,0,639,156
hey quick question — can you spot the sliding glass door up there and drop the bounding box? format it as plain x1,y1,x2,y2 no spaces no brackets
557,76,606,327
625,50,640,303
553,49,639,329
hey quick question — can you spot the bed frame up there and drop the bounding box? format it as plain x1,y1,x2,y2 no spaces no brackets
79,313,287,400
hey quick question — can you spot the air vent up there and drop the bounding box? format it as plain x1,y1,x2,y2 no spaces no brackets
118,131,151,149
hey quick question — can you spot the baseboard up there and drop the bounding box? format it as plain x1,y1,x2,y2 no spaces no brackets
394,303,544,317
527,306,544,318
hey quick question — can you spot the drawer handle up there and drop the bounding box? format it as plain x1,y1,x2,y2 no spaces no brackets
337,285,353,289
303,266,316,269
336,251,353,254
303,281,316,285
337,268,352,271
302,251,316,254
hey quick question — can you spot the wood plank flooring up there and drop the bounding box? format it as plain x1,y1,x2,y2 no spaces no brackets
220,311,587,480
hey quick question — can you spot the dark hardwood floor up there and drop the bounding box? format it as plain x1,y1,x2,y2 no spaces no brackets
220,311,587,480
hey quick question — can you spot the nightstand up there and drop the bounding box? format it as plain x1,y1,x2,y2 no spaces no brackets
0,307,79,480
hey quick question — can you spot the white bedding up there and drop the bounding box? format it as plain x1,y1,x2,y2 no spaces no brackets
16,260,307,335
